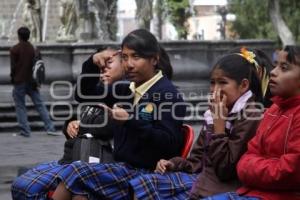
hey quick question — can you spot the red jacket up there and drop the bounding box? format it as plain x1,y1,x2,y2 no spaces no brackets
237,95,300,200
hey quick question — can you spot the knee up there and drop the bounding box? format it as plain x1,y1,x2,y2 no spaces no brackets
11,174,44,198
11,176,28,199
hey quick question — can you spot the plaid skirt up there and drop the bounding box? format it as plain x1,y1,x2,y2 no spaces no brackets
57,161,150,200
11,161,67,200
129,172,197,200
202,192,260,200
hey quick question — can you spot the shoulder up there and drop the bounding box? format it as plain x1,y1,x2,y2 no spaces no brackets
152,77,180,95
264,104,279,115
10,44,19,52
243,98,264,117
151,77,183,102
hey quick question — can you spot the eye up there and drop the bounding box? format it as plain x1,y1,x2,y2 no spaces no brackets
132,54,141,60
106,59,113,64
280,63,289,71
218,80,227,85
122,55,128,61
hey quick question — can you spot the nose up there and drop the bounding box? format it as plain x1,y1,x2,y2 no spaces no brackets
270,66,278,77
125,58,134,71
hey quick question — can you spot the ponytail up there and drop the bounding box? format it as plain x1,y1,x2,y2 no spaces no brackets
157,45,173,80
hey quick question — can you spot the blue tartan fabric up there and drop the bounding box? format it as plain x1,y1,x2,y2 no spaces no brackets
202,192,260,200
57,161,150,199
129,172,197,200
11,161,66,200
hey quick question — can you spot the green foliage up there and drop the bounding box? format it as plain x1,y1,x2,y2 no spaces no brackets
165,0,191,39
228,0,300,44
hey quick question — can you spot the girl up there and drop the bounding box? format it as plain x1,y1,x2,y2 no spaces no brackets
129,48,266,200
51,29,186,200
203,45,300,200
11,46,125,200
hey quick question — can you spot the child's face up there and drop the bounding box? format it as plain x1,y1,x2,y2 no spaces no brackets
270,50,300,98
121,46,157,86
210,69,248,108
101,54,124,85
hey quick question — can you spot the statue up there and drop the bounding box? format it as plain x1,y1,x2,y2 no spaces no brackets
73,0,117,41
88,0,117,41
135,0,153,30
57,0,78,42
23,0,42,42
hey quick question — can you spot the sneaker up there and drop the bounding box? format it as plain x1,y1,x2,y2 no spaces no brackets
19,132,30,137
47,131,62,136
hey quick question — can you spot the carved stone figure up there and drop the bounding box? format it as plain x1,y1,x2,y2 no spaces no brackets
57,0,78,42
135,0,153,30
88,0,117,41
23,0,42,42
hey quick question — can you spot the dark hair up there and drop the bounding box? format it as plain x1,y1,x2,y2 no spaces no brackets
17,27,30,41
284,45,300,66
212,54,263,103
228,47,273,74
121,29,173,79
228,47,273,107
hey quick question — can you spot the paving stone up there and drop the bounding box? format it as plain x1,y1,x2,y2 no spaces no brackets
0,131,65,199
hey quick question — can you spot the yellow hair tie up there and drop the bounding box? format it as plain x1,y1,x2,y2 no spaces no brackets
237,47,259,71
237,47,269,97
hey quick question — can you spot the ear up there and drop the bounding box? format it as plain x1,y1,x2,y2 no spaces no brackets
239,79,250,93
151,55,159,66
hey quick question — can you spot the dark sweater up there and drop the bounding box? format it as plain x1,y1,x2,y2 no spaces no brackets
10,41,35,84
75,56,186,169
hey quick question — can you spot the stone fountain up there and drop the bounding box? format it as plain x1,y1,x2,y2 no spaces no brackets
0,0,275,102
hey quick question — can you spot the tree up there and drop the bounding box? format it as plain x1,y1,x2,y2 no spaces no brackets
153,0,165,39
165,0,191,39
228,0,300,45
268,0,295,45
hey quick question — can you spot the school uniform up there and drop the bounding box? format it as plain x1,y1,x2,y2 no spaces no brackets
75,56,186,169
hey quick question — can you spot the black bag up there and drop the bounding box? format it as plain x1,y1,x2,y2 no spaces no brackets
72,135,115,163
72,105,115,163
32,47,45,87
78,106,113,140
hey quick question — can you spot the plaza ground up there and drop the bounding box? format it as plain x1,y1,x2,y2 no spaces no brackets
0,131,64,199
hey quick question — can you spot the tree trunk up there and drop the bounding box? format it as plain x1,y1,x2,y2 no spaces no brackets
268,0,295,46
153,0,163,39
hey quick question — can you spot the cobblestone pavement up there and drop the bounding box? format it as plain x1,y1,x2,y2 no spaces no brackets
0,132,65,200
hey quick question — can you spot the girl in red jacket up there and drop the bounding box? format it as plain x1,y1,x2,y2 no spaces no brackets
203,45,300,200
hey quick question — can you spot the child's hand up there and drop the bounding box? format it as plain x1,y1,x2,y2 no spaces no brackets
93,49,120,69
100,72,111,84
67,120,79,138
209,88,228,134
154,159,175,174
98,104,129,124
93,49,118,70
